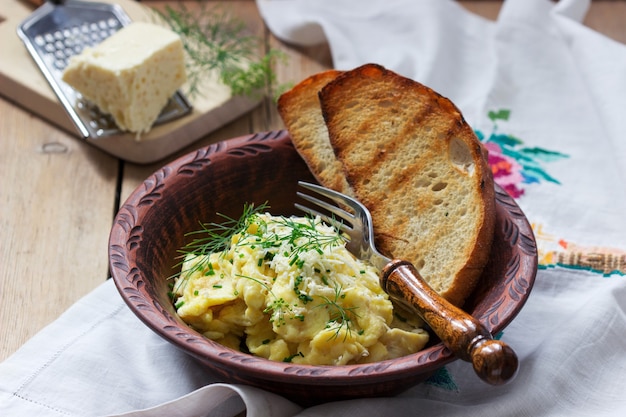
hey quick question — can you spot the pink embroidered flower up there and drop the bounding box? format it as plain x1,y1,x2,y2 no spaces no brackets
484,142,525,198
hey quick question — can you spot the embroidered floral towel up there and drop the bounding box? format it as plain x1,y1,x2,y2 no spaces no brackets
1,0,625,416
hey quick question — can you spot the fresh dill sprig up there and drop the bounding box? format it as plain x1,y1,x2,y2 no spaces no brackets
152,1,289,100
315,282,360,341
169,202,269,297
221,49,290,100
283,352,304,363
270,216,347,266
235,273,294,328
182,202,268,257
173,203,347,282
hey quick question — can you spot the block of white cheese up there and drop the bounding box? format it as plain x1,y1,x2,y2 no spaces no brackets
62,22,187,136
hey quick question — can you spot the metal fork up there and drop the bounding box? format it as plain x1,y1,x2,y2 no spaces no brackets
296,181,518,385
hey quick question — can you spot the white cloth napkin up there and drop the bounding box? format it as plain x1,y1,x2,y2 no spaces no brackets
3,0,626,415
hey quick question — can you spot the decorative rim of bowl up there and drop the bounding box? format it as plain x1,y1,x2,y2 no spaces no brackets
109,130,538,386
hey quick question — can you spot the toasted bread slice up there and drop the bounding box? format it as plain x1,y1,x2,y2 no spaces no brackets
319,64,495,307
277,70,353,196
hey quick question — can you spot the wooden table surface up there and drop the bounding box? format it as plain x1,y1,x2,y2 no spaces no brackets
1,0,625,362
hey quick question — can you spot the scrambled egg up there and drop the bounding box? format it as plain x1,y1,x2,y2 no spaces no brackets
173,212,428,365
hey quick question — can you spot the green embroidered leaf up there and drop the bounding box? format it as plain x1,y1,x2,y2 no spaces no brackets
425,366,459,392
488,109,511,122
520,147,569,163
523,165,562,184
487,133,523,148
500,147,535,164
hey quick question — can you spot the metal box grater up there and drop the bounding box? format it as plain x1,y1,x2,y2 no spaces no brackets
17,0,192,139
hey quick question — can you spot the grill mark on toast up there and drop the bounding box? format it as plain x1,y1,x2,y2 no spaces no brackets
321,69,444,200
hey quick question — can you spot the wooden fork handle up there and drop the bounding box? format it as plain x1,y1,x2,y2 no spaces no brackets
381,259,518,385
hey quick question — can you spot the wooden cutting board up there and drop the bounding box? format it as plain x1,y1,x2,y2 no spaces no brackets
0,0,259,163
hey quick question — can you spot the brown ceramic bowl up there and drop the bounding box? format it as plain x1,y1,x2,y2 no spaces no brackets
109,130,537,406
